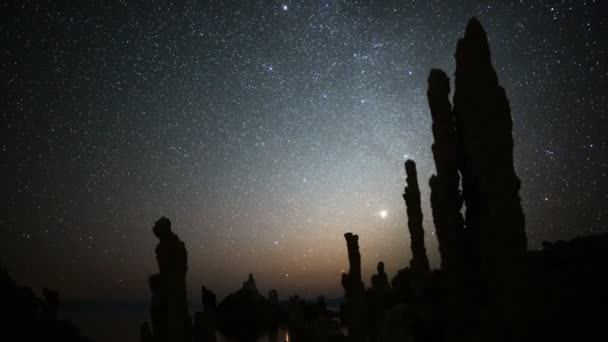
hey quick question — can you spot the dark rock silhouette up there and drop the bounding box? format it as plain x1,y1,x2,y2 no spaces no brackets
366,262,391,342
452,18,528,341
40,287,60,322
286,296,306,341
242,273,259,295
216,273,275,340
389,267,413,303
143,217,192,342
340,232,366,342
425,17,529,341
286,295,343,342
140,321,154,342
0,261,90,342
453,18,527,261
268,289,279,307
527,234,608,341
427,69,467,275
147,274,168,342
193,286,217,342
267,289,281,328
427,68,475,342
370,262,389,291
202,286,217,312
403,160,430,276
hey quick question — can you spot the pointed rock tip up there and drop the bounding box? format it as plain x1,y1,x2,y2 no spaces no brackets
457,17,492,64
465,17,486,38
464,17,489,47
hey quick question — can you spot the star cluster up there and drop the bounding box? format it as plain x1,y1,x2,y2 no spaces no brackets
1,0,606,300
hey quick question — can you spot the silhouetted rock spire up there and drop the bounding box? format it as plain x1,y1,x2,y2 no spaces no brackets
343,233,362,286
370,261,390,290
144,217,192,342
40,287,59,322
426,17,528,341
427,67,475,342
341,232,366,342
202,286,217,312
194,286,217,342
453,17,527,265
368,261,391,342
242,273,259,295
148,274,168,341
216,274,274,340
453,18,528,340
403,160,430,274
268,289,278,306
427,69,466,274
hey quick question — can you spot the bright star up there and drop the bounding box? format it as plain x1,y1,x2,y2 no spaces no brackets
379,210,388,219
282,4,288,11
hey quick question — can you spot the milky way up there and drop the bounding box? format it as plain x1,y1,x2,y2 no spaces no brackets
2,0,607,300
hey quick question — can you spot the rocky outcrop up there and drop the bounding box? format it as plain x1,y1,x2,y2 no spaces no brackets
403,160,430,275
193,286,217,342
453,18,528,341
0,262,90,342
367,262,391,342
370,262,390,291
216,273,274,340
426,17,528,341
527,234,608,341
202,286,217,312
427,69,467,275
242,273,259,295
341,232,366,342
143,217,192,342
427,68,476,342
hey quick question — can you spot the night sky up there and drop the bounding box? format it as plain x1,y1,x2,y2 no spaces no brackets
2,0,607,302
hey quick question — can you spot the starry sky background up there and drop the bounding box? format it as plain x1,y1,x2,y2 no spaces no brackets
1,0,607,301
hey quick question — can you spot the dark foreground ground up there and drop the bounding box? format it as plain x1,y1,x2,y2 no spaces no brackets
61,302,291,342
